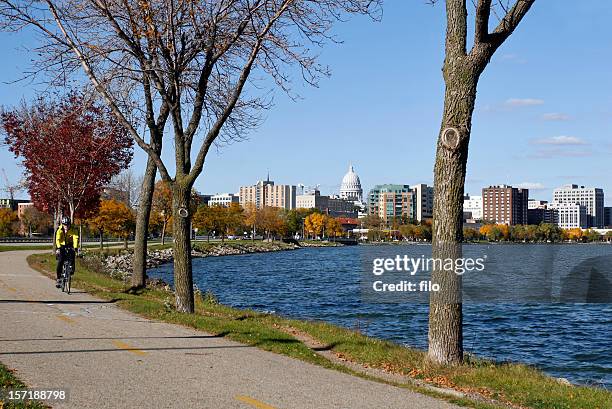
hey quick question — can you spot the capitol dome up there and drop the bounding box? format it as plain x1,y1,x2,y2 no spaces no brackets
340,164,363,202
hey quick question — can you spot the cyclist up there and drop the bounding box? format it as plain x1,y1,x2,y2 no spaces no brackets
55,216,79,288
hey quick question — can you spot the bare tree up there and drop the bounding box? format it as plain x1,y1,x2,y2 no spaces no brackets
106,168,143,209
428,0,535,365
1,0,381,312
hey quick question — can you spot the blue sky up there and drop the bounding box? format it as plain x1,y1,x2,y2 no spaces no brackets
1,1,611,205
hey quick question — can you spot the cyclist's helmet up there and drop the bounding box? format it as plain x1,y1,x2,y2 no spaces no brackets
61,216,71,226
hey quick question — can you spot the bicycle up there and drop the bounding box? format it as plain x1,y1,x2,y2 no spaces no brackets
60,248,75,294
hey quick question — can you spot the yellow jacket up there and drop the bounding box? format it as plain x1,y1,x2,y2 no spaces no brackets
55,226,79,249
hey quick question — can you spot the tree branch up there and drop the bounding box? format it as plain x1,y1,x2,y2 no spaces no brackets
474,0,491,45
41,0,172,182
186,0,293,186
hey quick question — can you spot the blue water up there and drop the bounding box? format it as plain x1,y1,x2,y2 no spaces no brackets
149,244,612,389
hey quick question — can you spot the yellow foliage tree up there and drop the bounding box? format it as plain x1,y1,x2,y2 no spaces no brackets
565,228,584,242
88,199,135,249
0,208,18,237
324,216,344,238
304,213,325,239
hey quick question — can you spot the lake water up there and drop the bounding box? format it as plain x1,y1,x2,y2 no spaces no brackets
148,244,612,389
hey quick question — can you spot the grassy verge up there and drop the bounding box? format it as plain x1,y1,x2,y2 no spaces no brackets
27,253,612,409
0,362,46,408
0,246,53,252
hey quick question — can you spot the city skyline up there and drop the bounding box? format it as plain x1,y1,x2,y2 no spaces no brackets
1,2,611,205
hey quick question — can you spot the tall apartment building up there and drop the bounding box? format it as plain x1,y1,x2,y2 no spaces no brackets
296,190,356,217
463,194,483,221
368,185,410,217
368,184,413,226
412,184,434,222
605,207,612,227
548,202,587,229
239,179,296,210
378,191,413,226
552,185,604,228
207,193,239,207
482,185,529,225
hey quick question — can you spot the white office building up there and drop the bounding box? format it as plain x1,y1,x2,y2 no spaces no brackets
208,193,239,207
552,184,604,228
549,202,588,229
463,194,483,220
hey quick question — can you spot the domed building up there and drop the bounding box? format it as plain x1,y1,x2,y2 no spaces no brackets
340,164,363,202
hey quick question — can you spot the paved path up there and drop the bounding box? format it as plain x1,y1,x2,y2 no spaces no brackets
0,250,461,409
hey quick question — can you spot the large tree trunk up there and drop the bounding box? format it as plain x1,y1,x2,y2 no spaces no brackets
427,56,479,365
132,156,157,288
172,179,194,313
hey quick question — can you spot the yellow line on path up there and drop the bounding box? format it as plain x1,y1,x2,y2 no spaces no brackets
235,395,277,409
57,314,75,324
112,340,147,356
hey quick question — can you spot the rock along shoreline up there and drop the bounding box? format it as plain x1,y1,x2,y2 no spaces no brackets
85,240,340,282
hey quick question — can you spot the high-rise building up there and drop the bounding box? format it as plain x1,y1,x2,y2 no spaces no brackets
604,207,612,227
482,185,529,225
552,184,604,228
412,184,434,222
207,193,239,207
239,178,296,210
340,164,363,203
463,194,483,221
296,190,356,217
378,191,413,226
548,202,587,229
368,184,413,226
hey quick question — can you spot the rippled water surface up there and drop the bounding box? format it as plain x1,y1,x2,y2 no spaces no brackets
149,244,612,388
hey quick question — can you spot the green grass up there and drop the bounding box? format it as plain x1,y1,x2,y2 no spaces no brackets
0,245,53,252
26,253,612,409
0,362,47,408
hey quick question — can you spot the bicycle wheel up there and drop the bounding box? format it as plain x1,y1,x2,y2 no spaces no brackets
61,264,67,293
66,266,72,295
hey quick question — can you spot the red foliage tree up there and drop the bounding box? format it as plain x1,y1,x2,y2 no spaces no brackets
1,92,133,222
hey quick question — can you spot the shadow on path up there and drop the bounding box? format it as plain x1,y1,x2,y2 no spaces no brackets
0,333,230,342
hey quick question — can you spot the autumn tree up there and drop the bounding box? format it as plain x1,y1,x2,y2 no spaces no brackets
0,0,381,313
151,181,173,245
192,206,216,242
426,0,536,364
259,207,286,240
0,208,18,237
20,206,52,236
285,208,317,238
88,199,135,249
1,93,133,226
243,203,260,242
304,213,325,239
224,203,245,238
324,216,343,238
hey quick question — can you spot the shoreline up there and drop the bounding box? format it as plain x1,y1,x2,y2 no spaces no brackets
88,240,341,280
